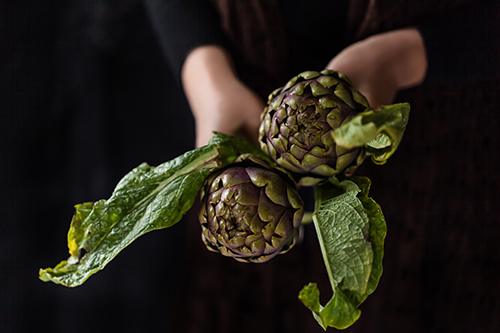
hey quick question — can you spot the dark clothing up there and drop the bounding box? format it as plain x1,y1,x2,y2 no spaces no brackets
145,0,499,92
417,2,500,83
2,0,499,332
143,1,500,332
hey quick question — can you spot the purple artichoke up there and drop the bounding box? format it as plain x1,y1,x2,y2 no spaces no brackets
259,70,370,186
199,154,304,263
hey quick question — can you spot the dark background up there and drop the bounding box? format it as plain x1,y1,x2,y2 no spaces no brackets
2,1,499,333
2,0,193,331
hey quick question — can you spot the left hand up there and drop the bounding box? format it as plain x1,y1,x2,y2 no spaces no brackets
326,27,427,108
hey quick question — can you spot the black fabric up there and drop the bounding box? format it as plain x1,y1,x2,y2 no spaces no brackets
417,1,500,83
144,0,231,83
144,0,499,91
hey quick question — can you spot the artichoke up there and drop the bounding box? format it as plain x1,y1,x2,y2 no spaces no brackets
259,70,370,186
199,154,304,263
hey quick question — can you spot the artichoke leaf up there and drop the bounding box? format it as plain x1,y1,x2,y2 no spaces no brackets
349,176,386,303
299,283,361,331
39,133,257,287
299,176,387,329
208,132,275,167
331,103,410,164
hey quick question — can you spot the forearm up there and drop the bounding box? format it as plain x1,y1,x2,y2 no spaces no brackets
181,45,264,147
326,28,427,107
372,28,427,90
182,46,237,120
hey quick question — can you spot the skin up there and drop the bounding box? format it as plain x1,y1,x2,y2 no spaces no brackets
326,28,427,108
182,27,427,148
182,46,264,148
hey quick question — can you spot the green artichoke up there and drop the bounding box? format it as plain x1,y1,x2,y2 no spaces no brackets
259,70,370,186
199,154,304,263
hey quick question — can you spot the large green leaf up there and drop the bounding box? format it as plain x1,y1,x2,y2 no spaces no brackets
299,177,387,330
349,176,386,304
39,133,256,287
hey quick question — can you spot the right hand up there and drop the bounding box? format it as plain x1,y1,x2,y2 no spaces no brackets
182,46,265,148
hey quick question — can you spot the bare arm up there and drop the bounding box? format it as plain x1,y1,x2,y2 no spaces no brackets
326,28,427,108
181,45,265,147
182,29,427,147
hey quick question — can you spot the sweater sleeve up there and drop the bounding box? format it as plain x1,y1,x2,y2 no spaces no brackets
143,0,230,83
416,1,500,84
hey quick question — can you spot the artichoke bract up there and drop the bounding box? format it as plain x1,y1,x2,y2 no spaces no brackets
259,70,370,186
199,154,304,263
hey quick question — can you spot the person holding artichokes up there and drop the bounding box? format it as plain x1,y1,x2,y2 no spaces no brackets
37,0,499,332
151,0,499,331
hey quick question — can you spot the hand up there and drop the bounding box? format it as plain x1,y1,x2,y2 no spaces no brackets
182,46,265,148
326,28,427,108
